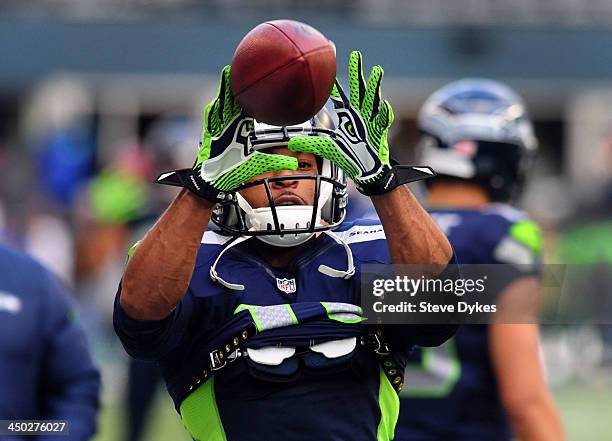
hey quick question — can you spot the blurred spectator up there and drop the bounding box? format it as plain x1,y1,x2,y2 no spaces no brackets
35,126,96,208
74,143,153,328
0,243,100,440
144,114,199,212
22,77,96,210
65,142,160,441
24,210,75,286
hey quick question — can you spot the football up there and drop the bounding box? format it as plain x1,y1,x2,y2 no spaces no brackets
230,19,336,126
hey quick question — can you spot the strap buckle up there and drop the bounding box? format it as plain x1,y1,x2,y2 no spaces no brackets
227,348,245,363
210,349,227,371
365,332,392,356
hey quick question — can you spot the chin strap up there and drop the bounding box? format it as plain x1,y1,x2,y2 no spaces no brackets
356,165,436,196
210,230,355,291
317,231,355,279
209,235,253,290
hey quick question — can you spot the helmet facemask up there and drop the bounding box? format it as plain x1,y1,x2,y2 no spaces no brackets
211,102,348,247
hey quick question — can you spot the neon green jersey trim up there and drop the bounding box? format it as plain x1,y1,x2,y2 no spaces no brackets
320,302,365,324
284,304,299,325
180,377,226,441
377,368,400,441
510,220,543,254
233,304,263,332
234,304,300,330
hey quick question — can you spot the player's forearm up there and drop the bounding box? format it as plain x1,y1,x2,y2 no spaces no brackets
371,185,452,265
121,189,213,320
490,322,565,441
507,392,565,441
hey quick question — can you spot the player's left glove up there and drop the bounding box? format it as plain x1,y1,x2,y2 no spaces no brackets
288,51,435,196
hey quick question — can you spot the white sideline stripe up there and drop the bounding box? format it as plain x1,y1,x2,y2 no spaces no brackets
338,224,386,244
202,231,234,245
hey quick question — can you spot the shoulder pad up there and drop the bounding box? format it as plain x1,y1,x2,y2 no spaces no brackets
484,203,528,223
201,230,234,245
493,218,542,266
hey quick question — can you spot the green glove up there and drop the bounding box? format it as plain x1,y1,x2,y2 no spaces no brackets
157,66,298,202
289,51,434,195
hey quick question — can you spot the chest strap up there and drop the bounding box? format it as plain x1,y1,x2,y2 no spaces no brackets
183,327,403,401
364,329,404,394
184,322,258,397
179,303,403,404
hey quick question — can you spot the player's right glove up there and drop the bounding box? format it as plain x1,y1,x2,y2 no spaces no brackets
156,66,298,203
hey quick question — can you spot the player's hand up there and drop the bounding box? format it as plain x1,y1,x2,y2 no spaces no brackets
288,51,394,194
156,66,298,202
289,51,435,195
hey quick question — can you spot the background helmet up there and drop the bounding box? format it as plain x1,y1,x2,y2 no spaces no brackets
417,78,538,201
211,101,348,247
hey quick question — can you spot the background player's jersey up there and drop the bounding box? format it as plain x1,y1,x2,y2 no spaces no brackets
395,203,542,441
0,245,100,439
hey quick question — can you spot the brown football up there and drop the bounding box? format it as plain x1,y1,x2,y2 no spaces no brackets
230,19,336,126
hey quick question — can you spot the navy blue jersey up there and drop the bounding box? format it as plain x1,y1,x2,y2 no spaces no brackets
0,245,100,441
114,219,457,441
396,204,542,441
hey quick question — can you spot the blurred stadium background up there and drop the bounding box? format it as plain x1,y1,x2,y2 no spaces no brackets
1,1,612,440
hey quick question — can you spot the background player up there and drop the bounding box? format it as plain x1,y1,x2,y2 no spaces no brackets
0,244,100,440
395,79,565,441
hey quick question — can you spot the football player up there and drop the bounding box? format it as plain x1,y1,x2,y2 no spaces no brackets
0,244,100,440
113,52,458,441
395,79,565,441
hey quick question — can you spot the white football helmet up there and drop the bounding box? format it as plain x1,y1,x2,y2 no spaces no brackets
211,101,348,247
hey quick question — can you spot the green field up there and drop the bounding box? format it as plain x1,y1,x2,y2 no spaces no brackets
553,383,612,441
92,392,189,441
92,383,612,441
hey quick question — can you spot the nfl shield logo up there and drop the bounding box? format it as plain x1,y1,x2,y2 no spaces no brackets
276,278,297,294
